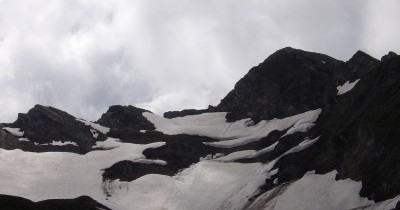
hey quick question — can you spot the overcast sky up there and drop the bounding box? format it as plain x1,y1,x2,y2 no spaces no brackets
0,0,399,122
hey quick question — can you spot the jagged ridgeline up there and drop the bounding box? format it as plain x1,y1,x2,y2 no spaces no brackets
0,48,399,210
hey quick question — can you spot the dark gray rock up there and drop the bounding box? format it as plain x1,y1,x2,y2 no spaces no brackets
381,51,398,61
0,105,107,154
0,195,111,210
97,105,156,142
260,54,400,202
324,55,400,201
97,105,154,130
216,47,347,122
345,50,380,80
158,48,379,122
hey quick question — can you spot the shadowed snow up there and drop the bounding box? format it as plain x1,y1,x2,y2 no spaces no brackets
2,127,24,136
143,109,321,148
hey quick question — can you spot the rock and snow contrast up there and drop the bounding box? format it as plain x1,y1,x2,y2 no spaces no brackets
0,48,400,210
2,127,24,136
337,79,360,95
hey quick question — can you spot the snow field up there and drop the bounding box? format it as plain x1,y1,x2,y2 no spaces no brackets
1,110,396,210
246,170,400,210
76,118,111,134
144,109,321,148
0,138,165,204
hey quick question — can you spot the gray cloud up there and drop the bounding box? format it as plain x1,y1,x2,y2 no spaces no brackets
0,0,399,122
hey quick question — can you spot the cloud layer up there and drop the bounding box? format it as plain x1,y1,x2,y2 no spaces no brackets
0,0,399,122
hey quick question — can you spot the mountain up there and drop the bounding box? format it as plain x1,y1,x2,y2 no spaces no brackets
0,48,399,210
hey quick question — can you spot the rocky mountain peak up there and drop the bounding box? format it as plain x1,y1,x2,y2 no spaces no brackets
215,47,346,122
0,104,107,153
381,51,398,61
14,104,75,126
348,50,377,63
346,50,380,79
97,105,154,130
95,105,156,143
1,48,400,210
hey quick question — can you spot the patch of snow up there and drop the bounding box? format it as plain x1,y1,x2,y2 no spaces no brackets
143,112,231,138
337,79,360,95
30,140,78,146
143,109,321,148
360,195,400,210
215,141,278,162
50,141,78,146
205,109,321,148
213,153,224,159
90,129,99,138
269,168,279,176
77,119,110,134
260,137,320,175
283,137,319,156
18,138,30,142
132,158,167,165
140,130,147,133
322,60,326,64
281,122,315,138
2,127,24,136
200,154,214,161
273,178,279,185
247,170,375,210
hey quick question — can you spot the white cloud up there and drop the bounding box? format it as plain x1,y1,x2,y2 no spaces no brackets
0,0,398,122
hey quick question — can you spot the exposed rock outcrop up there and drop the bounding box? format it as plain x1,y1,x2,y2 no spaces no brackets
0,195,111,210
97,105,156,143
0,105,107,154
257,54,400,203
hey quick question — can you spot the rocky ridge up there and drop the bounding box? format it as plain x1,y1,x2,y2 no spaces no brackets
0,48,399,209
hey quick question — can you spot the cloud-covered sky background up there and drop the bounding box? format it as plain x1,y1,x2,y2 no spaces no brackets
0,0,399,122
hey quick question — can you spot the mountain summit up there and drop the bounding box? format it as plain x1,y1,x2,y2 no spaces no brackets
1,48,399,210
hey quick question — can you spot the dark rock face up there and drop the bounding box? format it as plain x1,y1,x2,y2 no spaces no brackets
103,160,175,181
97,105,155,142
323,56,400,201
0,195,111,210
0,127,20,150
161,48,379,123
345,50,379,80
381,51,398,61
216,47,378,122
0,105,107,154
257,55,400,203
97,105,154,130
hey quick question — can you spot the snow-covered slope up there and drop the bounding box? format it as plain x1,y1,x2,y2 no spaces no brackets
0,138,164,205
143,109,321,148
0,109,323,209
1,114,397,210
246,171,400,210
